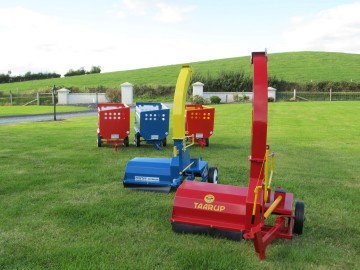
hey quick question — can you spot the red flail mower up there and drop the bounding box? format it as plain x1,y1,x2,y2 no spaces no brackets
171,52,305,260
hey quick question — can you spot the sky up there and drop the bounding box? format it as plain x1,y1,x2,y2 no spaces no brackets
0,0,359,76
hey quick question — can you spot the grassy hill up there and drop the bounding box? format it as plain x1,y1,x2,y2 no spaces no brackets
0,51,359,94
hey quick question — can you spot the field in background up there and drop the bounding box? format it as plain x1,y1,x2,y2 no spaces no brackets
1,101,359,269
0,51,359,94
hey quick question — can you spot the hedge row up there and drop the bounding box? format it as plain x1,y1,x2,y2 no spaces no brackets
0,72,61,84
190,71,360,92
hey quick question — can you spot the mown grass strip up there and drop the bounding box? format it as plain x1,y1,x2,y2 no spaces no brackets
0,101,359,269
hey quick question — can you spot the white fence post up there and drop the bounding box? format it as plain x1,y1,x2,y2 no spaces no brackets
293,89,297,100
268,87,277,102
330,88,332,101
192,82,204,97
57,88,71,105
121,82,133,105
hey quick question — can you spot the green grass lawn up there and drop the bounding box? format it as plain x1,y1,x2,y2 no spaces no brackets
0,102,359,269
0,105,90,116
0,51,359,94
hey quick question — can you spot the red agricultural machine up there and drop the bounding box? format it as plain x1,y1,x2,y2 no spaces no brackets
171,52,305,260
185,104,215,148
97,103,130,151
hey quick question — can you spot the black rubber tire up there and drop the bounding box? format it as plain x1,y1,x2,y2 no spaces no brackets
162,138,167,147
134,133,141,147
207,166,218,184
204,138,209,147
293,200,305,235
97,136,102,147
123,136,129,147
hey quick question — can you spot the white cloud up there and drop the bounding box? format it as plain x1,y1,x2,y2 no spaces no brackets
112,0,196,23
112,0,148,19
290,16,305,24
7,3,359,78
0,5,212,76
122,0,147,16
280,3,360,53
115,10,126,19
154,2,195,23
0,7,131,75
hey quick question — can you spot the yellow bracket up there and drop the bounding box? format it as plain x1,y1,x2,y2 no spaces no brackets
264,149,269,202
173,146,179,157
252,185,262,216
179,161,195,175
173,65,192,140
264,196,282,219
269,152,275,186
264,148,275,202
183,135,195,150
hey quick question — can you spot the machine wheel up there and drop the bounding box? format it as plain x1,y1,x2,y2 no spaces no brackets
134,133,141,147
293,200,305,235
162,138,167,147
208,166,218,184
204,138,209,147
97,135,102,147
123,136,129,147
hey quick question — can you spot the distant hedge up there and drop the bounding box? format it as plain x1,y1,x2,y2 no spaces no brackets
190,71,360,92
133,84,174,97
190,71,252,92
0,72,61,84
269,77,360,92
64,66,101,77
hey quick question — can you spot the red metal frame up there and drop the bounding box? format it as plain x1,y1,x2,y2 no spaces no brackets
185,104,215,148
171,52,295,260
97,103,130,151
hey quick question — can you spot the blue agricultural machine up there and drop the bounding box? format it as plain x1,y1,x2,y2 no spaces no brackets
133,102,170,150
123,65,218,193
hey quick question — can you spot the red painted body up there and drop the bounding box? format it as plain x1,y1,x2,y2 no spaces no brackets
172,181,248,231
97,103,130,149
171,52,295,260
185,104,215,147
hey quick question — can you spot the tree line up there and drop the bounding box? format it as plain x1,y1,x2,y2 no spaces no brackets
0,66,101,84
64,66,101,77
0,71,61,84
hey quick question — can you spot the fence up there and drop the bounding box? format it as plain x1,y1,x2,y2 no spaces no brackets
1,89,360,106
277,90,360,102
193,83,277,103
0,92,55,106
57,89,108,105
202,89,276,103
